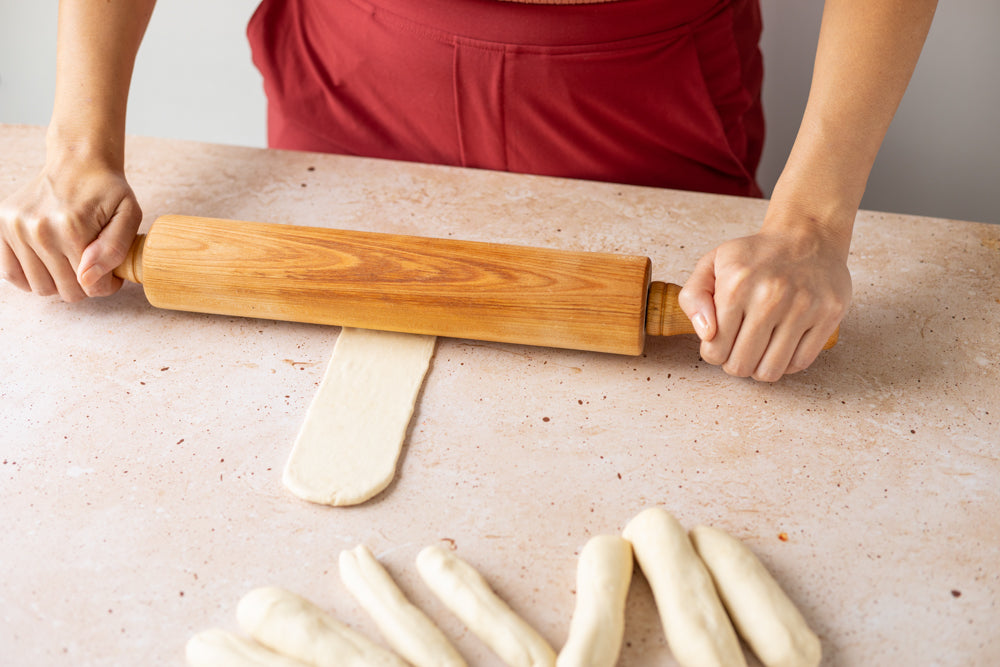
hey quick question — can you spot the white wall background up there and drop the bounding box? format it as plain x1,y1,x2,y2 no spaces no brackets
1,1,997,224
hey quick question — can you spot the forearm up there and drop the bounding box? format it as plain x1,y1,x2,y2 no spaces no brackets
47,0,157,170
767,0,938,254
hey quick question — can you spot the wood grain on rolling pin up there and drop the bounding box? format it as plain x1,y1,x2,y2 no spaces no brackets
135,215,652,355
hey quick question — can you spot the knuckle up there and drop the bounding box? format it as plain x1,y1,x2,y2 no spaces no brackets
61,290,86,304
85,280,117,298
718,267,754,297
699,343,728,366
752,277,791,309
703,352,726,367
676,286,697,312
790,350,819,373
4,214,29,241
2,273,28,291
752,369,780,383
8,210,88,250
32,221,59,246
11,213,50,243
790,290,816,317
1,259,24,290
823,295,849,321
723,359,753,378
64,224,94,249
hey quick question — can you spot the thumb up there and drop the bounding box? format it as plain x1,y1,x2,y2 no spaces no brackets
78,199,142,296
678,249,718,342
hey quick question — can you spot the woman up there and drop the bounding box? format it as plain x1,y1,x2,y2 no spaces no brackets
0,0,937,381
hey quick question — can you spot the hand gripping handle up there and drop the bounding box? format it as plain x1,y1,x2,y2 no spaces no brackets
644,281,839,350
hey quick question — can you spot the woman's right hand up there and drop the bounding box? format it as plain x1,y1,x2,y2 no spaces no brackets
0,154,142,302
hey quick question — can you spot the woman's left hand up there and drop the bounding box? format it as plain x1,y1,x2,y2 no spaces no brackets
678,219,851,382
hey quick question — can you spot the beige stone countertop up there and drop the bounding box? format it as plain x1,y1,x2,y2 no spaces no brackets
2,124,998,665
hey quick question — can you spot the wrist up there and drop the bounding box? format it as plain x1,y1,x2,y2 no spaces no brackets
765,109,881,256
761,191,855,263
45,119,125,173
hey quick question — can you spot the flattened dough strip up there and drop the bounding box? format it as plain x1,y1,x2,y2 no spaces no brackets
283,328,436,506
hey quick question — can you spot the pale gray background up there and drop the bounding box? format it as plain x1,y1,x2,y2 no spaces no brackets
1,1,997,223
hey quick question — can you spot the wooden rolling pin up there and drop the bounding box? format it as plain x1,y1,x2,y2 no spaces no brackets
113,215,838,356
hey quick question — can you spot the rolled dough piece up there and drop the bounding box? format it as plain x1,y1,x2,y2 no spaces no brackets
283,327,436,506
185,628,312,667
236,586,408,667
689,526,822,667
416,545,556,667
622,508,746,667
339,544,467,667
556,535,633,667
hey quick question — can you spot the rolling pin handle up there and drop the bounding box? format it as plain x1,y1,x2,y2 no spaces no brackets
645,280,839,350
645,281,697,338
113,234,146,284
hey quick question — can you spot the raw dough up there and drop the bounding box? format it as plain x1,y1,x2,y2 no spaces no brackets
689,525,822,667
556,535,633,667
185,628,312,667
416,545,556,667
283,327,436,506
622,508,746,667
236,586,408,667
339,544,467,667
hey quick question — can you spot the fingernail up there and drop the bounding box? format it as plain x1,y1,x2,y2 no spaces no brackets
692,312,709,338
78,265,99,287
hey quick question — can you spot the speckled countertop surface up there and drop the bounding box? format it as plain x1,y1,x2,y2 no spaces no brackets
2,124,998,666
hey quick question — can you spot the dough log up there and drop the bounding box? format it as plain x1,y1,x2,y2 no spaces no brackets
622,507,746,667
689,525,821,667
339,544,467,667
236,586,407,667
556,535,633,667
416,545,557,667
185,627,312,667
